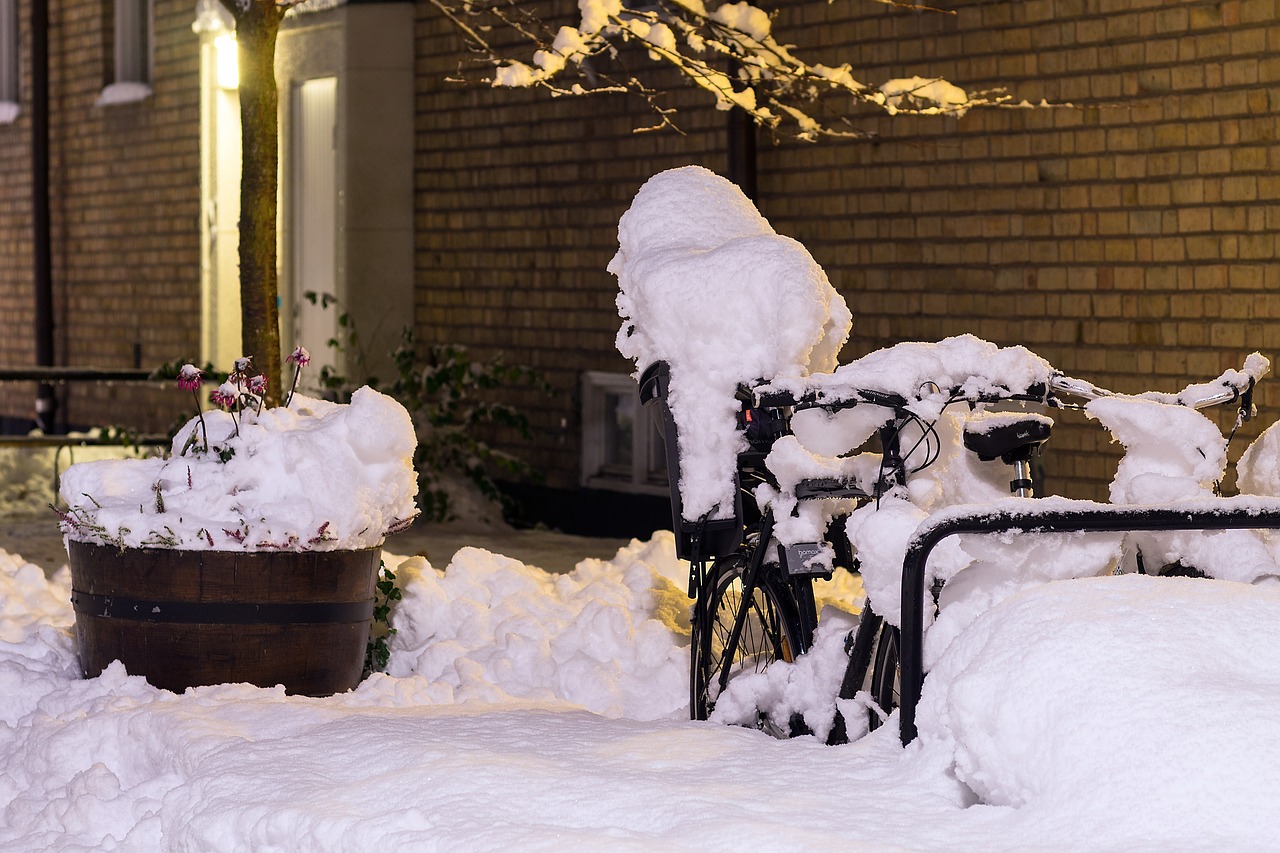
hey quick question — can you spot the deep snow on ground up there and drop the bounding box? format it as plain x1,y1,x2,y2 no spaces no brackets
4,533,1280,852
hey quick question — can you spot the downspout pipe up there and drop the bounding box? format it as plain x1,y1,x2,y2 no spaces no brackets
725,63,758,202
726,105,757,202
31,0,57,433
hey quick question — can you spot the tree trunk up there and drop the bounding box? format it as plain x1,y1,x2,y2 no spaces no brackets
224,0,285,405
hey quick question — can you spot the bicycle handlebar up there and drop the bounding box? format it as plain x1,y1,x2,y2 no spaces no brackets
744,353,1268,420
1047,351,1269,420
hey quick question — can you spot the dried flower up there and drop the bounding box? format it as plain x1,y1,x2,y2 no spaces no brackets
232,356,253,377
247,374,268,396
210,383,238,410
177,364,209,454
176,364,203,392
284,346,311,408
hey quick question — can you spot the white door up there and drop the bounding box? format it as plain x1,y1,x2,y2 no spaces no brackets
199,30,243,368
291,76,339,377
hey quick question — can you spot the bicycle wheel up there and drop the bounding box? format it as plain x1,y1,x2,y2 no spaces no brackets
866,622,900,732
836,607,899,736
690,547,807,724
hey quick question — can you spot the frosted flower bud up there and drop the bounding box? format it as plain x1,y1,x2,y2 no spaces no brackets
210,383,238,410
177,364,203,392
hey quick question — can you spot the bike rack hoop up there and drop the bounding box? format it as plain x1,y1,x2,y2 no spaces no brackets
897,498,1280,745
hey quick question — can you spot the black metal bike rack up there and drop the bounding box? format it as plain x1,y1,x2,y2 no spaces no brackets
898,498,1280,745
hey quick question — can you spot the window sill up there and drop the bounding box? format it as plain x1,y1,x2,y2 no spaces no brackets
95,82,153,107
582,474,669,498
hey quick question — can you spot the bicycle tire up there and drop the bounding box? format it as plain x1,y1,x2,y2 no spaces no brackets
836,606,900,735
867,622,900,732
690,546,808,724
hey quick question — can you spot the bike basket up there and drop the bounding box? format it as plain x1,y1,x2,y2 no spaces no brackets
639,361,744,562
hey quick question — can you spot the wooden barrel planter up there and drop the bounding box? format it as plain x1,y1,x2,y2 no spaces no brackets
68,541,381,697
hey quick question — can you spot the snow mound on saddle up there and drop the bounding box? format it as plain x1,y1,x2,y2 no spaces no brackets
611,165,851,522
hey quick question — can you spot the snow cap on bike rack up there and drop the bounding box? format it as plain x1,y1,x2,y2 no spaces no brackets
611,166,851,523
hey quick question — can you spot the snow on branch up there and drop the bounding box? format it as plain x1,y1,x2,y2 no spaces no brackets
430,0,1017,139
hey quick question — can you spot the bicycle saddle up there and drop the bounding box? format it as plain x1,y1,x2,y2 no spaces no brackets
962,413,1053,463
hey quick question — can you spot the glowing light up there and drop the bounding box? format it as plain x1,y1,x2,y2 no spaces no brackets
215,34,238,90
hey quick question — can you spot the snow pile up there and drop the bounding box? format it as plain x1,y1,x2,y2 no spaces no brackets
1088,396,1227,504
763,334,1054,416
708,607,857,739
0,439,158,515
918,574,1280,845
3,532,1280,849
1088,393,1280,583
880,77,972,116
57,388,417,551
386,534,691,720
1239,418,1280,496
612,165,851,522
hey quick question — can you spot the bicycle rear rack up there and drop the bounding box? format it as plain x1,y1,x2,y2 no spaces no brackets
897,498,1280,745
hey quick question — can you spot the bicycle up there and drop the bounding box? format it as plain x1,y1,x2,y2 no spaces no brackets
641,338,1267,740
837,357,1268,740
641,338,1068,733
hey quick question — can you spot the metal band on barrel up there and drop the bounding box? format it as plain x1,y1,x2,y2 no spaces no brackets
70,592,375,624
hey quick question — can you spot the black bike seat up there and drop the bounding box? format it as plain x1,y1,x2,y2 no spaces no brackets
962,413,1053,462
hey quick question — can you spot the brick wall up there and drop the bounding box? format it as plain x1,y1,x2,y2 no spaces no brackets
0,0,201,435
414,7,732,489
414,0,1280,502
0,0,34,423
759,0,1280,498
52,0,203,432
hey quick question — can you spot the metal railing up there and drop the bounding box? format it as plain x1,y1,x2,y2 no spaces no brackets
897,498,1280,744
0,366,174,447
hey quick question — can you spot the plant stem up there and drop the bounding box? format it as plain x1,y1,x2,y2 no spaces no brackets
192,390,209,452
285,364,301,408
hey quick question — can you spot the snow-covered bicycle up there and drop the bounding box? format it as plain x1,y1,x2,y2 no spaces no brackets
836,355,1269,742
610,164,1280,742
642,336,1269,739
641,336,1067,731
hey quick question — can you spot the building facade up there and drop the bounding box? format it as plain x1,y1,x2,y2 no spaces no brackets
0,0,1275,525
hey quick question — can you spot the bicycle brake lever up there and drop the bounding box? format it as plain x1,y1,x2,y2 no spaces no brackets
1240,377,1256,423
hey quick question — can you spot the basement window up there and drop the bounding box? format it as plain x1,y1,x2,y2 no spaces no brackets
580,371,668,495
97,0,153,106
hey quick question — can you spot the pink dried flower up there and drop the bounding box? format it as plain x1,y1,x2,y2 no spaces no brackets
210,382,238,410
247,374,268,396
176,364,203,392
284,345,310,408
177,364,210,454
